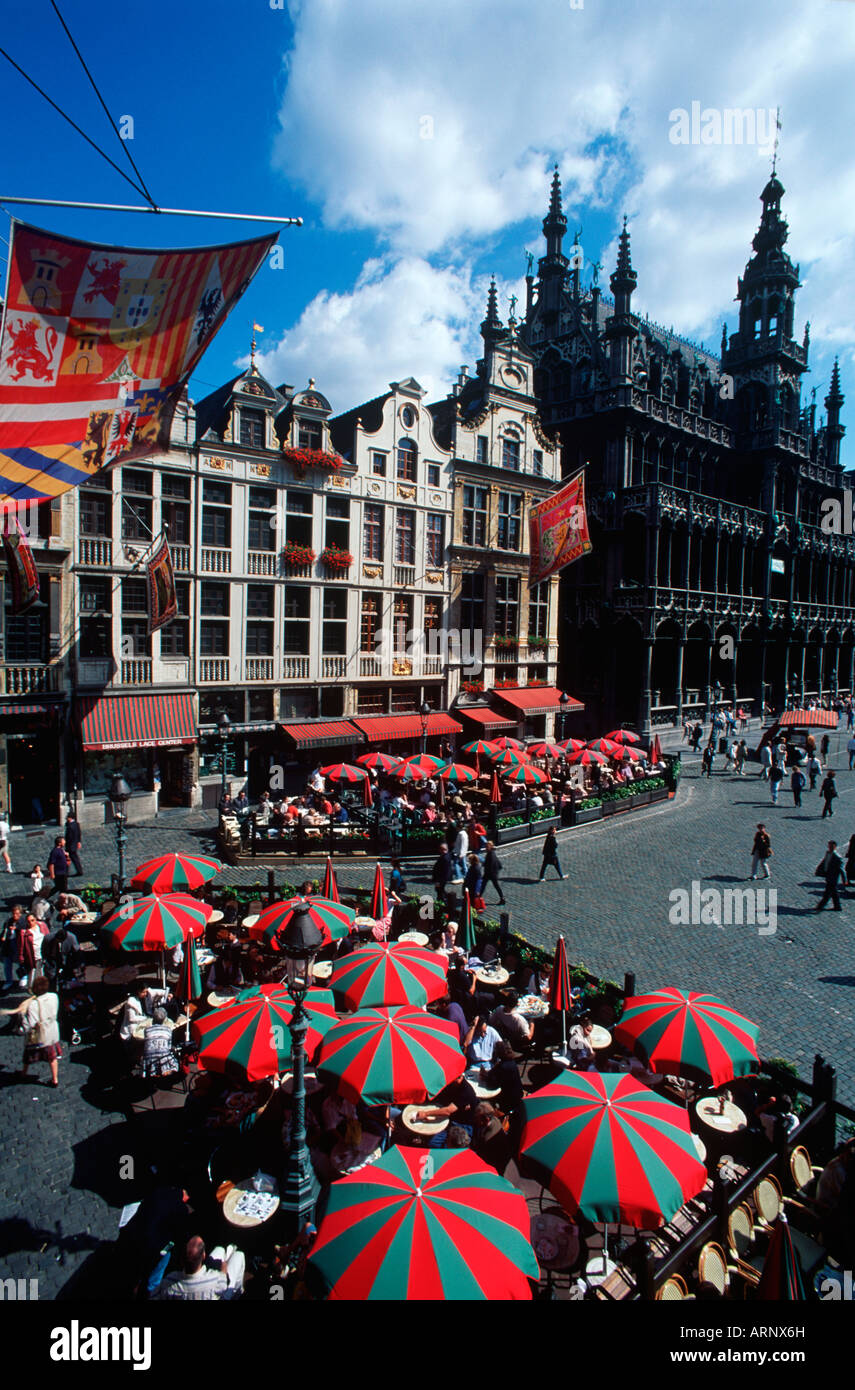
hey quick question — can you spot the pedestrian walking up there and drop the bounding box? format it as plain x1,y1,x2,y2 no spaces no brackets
690,723,703,752
791,764,806,807
847,703,854,732
538,826,565,881
463,852,483,904
821,734,831,761
0,904,22,991
682,719,691,743
759,743,772,780
0,810,11,873
769,760,784,804
815,841,845,912
19,975,63,1087
701,743,714,778
47,837,70,895
451,824,469,882
64,812,83,877
845,833,855,890
481,840,505,905
749,824,772,880
16,912,48,993
820,770,838,819
735,739,748,775
807,752,822,791
432,843,453,904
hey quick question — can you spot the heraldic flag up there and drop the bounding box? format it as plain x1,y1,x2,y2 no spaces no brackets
0,221,277,505
147,533,177,635
3,514,40,613
528,470,592,586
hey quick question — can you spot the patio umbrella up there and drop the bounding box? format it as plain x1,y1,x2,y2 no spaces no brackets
489,769,502,803
460,739,499,760
316,1006,464,1105
490,748,526,769
130,852,223,894
459,889,476,955
519,1071,707,1229
329,943,449,1010
492,736,525,751
398,753,447,779
613,987,760,1089
437,772,446,807
357,752,404,773
322,857,340,903
320,763,369,784
605,729,641,745
192,984,338,1083
651,734,664,764
370,862,389,920
255,896,356,949
438,763,477,785
549,934,572,1054
526,741,565,758
755,1214,809,1300
620,745,647,761
308,1146,539,1300
557,738,586,753
502,762,548,786
101,893,211,951
587,738,623,755
177,932,203,1045
363,774,374,808
567,748,609,766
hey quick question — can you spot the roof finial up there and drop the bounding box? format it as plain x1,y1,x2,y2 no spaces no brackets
771,106,782,177
250,320,264,371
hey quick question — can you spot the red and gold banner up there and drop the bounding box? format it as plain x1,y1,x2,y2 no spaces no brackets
0,221,277,504
146,534,177,634
3,514,40,613
528,471,592,585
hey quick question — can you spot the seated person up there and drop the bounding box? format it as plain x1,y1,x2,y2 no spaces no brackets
465,1014,502,1070
566,1017,597,1071
155,1236,245,1301
754,1092,798,1143
233,790,250,819
254,791,272,826
471,1101,512,1172
141,1006,178,1077
816,1138,855,1218
117,988,147,1043
431,992,469,1046
483,1039,525,1112
412,1073,479,1143
206,945,244,993
333,802,349,824
489,990,534,1050
54,891,88,920
141,985,172,1017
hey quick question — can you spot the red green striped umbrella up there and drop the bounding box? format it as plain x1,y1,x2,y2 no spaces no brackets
316,1006,464,1104
438,763,477,784
587,737,622,755
490,748,525,769
130,852,223,894
489,769,501,803
613,987,760,1088
567,748,609,766
320,762,368,784
398,754,447,780
102,893,211,951
255,896,356,950
492,736,525,751
756,1215,808,1300
503,762,548,786
557,738,586,753
605,729,641,745
370,861,389,920
526,741,564,758
460,740,499,759
308,1146,539,1300
192,984,338,1083
459,889,476,954
177,932,203,1006
549,935,572,1053
357,752,404,773
620,746,647,760
322,857,340,903
329,943,449,1010
519,1072,707,1228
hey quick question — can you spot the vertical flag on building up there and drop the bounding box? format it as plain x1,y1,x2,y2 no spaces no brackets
0,221,278,505
146,533,177,634
528,471,592,585
3,513,40,612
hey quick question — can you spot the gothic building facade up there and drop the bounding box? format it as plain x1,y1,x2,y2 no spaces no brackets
522,168,851,732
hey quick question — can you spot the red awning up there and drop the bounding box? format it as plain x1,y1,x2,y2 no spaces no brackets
280,720,363,749
0,701,62,718
77,693,197,751
777,709,838,729
492,687,585,717
351,712,464,743
459,706,518,731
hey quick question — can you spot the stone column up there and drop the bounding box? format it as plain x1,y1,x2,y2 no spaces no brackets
640,638,654,737
675,638,685,724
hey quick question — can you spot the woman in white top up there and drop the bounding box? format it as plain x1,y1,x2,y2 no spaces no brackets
0,814,11,872
20,976,62,1086
118,990,147,1043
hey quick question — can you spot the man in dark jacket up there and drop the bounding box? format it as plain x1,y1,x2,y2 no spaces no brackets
821,771,838,819
432,843,453,903
481,841,505,905
64,812,83,877
816,841,845,911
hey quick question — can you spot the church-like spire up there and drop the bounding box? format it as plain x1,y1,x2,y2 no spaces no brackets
609,216,637,317
753,172,788,255
541,164,568,266
825,357,846,470
480,276,504,346
826,356,844,414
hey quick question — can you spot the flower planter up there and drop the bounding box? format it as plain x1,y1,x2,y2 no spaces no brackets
650,787,669,803
497,823,532,844
530,815,560,834
631,790,651,808
574,805,603,824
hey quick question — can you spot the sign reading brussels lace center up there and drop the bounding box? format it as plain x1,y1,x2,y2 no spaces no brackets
0,221,277,504
528,471,592,585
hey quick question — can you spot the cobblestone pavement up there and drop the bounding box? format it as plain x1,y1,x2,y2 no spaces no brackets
2,717,854,1298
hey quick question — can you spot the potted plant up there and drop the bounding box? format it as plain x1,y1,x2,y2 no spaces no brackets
282,541,316,568
526,634,549,652
283,446,345,476
574,795,603,825
320,543,354,571
462,679,485,696
494,634,518,651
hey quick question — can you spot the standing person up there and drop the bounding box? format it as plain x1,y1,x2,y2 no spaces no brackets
759,743,772,780
769,759,784,804
750,824,772,880
19,975,62,1087
17,913,47,992
481,840,505,905
463,852,483,904
0,904,22,991
724,740,736,774
847,733,855,771
820,770,838,819
451,823,469,883
735,739,748,776
848,703,854,732
431,843,453,904
47,837,70,895
691,723,703,752
845,833,855,891
682,718,691,743
791,763,806,807
30,864,44,896
701,743,714,778
815,841,845,912
821,733,831,762
808,751,822,791
0,809,11,873
64,812,83,877
538,826,565,881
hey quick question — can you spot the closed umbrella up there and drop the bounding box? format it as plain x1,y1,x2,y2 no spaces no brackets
322,857,340,903
549,934,572,1055
489,769,502,803
255,896,356,949
329,943,449,1010
130,852,223,894
192,984,338,1083
651,734,664,764
177,932,203,1045
316,1006,464,1105
459,889,476,955
308,1146,539,1300
370,862,389,921
755,1214,808,1300
613,987,760,1088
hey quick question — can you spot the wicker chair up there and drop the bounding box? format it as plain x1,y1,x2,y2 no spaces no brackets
789,1145,822,1202
656,1273,695,1301
696,1240,755,1298
725,1203,762,1286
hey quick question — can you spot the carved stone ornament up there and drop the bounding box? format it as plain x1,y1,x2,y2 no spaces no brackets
362,564,383,579
425,571,443,584
397,484,416,499
205,456,233,471
250,463,271,478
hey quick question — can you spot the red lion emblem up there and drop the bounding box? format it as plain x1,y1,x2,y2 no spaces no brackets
83,257,127,306
4,320,59,382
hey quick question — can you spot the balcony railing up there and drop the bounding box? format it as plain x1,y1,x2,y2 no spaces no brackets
79,537,113,566
393,564,416,587
1,664,59,695
360,655,382,676
199,657,229,682
422,655,443,675
245,657,274,681
283,655,309,679
322,655,347,679
120,657,152,686
171,544,191,571
201,547,231,573
247,551,277,576
495,645,518,663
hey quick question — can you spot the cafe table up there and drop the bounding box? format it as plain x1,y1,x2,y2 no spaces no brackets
692,1133,708,1163
530,1211,580,1272
207,986,242,1008
589,1024,612,1051
518,994,549,1021
208,910,224,925
69,912,96,926
397,930,429,947
222,1178,280,1231
330,1132,383,1177
695,1097,747,1135
241,914,259,932
401,1104,448,1137
471,965,510,988
312,960,334,981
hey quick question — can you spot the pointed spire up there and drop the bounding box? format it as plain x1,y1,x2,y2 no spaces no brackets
541,163,567,265
826,357,844,413
548,163,563,218
480,276,504,346
610,216,637,312
721,322,728,354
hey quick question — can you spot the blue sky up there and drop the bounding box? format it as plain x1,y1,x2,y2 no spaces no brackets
2,0,854,433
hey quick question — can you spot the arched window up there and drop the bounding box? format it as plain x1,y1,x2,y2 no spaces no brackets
396,439,417,482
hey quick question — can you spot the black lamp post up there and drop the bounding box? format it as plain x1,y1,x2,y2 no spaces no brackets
276,902,323,1232
217,711,231,803
109,773,131,894
557,690,570,743
419,699,431,756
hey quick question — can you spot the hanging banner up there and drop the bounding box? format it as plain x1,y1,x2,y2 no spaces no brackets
528,470,592,585
146,533,177,634
3,514,40,613
0,221,278,505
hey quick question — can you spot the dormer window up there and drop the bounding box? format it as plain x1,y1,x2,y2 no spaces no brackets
397,439,417,482
298,418,321,450
502,436,521,471
240,407,265,448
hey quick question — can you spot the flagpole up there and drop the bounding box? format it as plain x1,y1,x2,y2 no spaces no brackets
0,196,302,225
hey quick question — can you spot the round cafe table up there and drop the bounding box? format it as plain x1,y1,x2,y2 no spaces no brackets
471,1080,502,1101
312,960,333,981
472,966,509,988
279,1070,323,1096
518,994,549,1021
207,986,242,1008
401,1105,448,1137
354,916,377,935
208,910,224,925
330,1133,383,1177
241,914,259,932
695,1097,747,1135
531,1211,580,1272
693,1133,708,1163
397,931,429,947
222,1179,280,1231
69,912,96,926
589,1025,612,1051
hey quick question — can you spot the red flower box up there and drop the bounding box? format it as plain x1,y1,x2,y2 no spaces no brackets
283,446,345,476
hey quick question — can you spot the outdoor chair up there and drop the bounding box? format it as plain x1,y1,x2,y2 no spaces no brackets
750,1174,827,1276
725,1204,763,1286
789,1144,822,1202
655,1273,695,1301
696,1241,755,1298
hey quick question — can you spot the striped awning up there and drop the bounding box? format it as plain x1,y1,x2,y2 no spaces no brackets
351,712,464,743
492,687,585,717
0,701,62,718
777,708,838,729
280,719,363,749
459,706,518,731
77,693,197,752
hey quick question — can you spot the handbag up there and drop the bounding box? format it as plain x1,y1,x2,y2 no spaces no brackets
26,999,45,1047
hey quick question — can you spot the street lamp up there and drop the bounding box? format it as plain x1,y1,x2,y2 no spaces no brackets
419,699,431,756
558,690,570,743
108,773,131,894
217,711,231,803
276,902,323,1232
